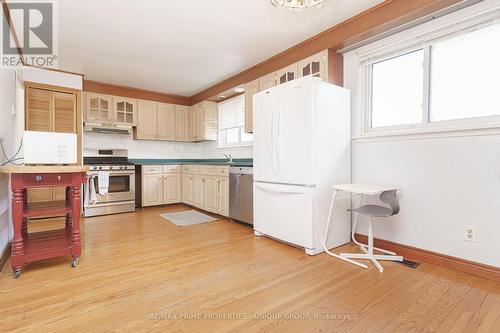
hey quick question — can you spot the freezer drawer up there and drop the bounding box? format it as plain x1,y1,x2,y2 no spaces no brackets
254,182,315,249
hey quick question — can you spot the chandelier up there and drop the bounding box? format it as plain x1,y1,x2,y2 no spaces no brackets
270,0,326,12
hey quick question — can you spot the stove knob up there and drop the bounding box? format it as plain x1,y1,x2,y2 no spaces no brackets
98,166,103,170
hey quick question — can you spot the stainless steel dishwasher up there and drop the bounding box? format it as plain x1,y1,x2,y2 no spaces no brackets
229,166,253,225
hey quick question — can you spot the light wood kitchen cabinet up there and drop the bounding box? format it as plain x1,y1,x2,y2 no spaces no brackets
219,177,229,217
163,174,181,204
175,105,190,141
190,101,218,141
26,88,52,131
141,165,181,206
298,50,327,81
182,174,194,204
277,63,298,85
114,97,137,126
244,79,259,133
181,165,229,217
142,175,164,206
26,87,77,133
136,100,158,140
193,175,205,209
157,103,176,140
85,93,112,124
204,177,220,213
258,72,277,91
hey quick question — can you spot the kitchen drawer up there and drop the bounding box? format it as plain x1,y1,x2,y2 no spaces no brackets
143,165,163,174
182,165,194,174
163,165,180,173
23,173,72,187
204,166,222,176
191,165,206,174
219,167,229,177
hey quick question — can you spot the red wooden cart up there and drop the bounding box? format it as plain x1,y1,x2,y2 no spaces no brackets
0,166,88,278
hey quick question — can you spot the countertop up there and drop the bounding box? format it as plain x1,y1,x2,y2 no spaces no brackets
130,158,253,167
0,165,89,174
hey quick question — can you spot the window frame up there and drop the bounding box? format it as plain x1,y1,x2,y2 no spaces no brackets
217,95,253,149
358,12,500,139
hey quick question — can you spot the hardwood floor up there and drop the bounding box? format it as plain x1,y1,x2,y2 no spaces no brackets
1,204,499,332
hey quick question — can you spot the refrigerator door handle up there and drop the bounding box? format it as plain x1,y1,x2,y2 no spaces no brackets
270,108,276,175
255,183,304,195
276,108,281,172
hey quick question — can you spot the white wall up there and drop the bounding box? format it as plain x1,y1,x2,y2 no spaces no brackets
83,132,252,159
0,69,19,257
345,1,500,267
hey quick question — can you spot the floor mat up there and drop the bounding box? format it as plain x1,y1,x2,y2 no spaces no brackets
160,210,217,227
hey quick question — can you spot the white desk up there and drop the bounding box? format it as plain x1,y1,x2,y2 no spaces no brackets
323,183,400,271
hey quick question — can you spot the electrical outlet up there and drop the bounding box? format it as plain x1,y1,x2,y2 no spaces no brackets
464,225,477,242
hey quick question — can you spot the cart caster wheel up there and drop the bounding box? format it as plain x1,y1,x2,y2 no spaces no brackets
12,269,21,279
71,258,79,268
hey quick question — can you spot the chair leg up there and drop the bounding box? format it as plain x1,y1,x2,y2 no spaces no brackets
368,217,374,256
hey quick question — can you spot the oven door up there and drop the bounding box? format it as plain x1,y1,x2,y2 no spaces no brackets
88,171,135,203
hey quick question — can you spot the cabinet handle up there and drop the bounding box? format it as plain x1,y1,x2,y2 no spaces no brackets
35,175,42,182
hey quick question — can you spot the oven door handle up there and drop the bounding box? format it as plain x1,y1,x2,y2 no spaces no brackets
88,172,134,176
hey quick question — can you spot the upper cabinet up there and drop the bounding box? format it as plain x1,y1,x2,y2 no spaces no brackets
114,97,137,126
26,86,77,134
258,72,277,91
85,93,112,124
277,63,298,85
190,101,218,141
243,49,343,133
244,79,259,134
298,51,326,80
136,100,158,140
175,105,190,141
157,102,176,141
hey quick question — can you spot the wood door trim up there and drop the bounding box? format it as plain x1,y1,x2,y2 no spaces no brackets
189,0,472,104
24,81,81,94
354,233,500,281
83,80,191,106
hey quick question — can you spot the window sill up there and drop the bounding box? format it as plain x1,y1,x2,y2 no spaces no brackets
353,124,500,143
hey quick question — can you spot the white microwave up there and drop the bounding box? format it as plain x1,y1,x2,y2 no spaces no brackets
23,131,77,164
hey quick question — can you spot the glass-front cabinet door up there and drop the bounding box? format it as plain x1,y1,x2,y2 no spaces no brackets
277,64,298,85
298,51,326,80
114,97,137,126
86,93,112,124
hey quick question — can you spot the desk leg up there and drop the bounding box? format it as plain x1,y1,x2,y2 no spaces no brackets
70,184,81,267
11,176,24,278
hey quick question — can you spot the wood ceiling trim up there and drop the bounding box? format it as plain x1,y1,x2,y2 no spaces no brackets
83,80,191,106
189,0,470,104
1,0,25,65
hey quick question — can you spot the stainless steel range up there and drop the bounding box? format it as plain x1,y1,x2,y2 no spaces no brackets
83,149,135,217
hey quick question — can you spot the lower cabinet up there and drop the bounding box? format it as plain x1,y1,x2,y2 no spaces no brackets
182,165,229,217
141,164,229,217
141,166,181,207
182,174,194,204
143,175,164,206
193,175,205,209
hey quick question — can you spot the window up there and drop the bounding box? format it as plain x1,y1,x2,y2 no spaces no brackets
218,95,253,148
364,19,500,135
371,50,424,128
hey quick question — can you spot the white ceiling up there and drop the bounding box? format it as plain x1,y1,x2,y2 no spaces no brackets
58,0,383,96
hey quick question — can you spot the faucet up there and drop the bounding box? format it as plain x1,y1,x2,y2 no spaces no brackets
223,153,233,164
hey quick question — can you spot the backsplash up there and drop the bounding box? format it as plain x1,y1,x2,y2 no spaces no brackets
83,132,253,159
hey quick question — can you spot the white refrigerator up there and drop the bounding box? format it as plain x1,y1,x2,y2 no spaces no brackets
253,76,351,255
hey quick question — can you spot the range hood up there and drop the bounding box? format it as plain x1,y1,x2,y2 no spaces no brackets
84,123,133,135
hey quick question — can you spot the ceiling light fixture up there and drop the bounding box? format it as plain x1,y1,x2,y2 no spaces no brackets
234,87,245,93
270,0,326,12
